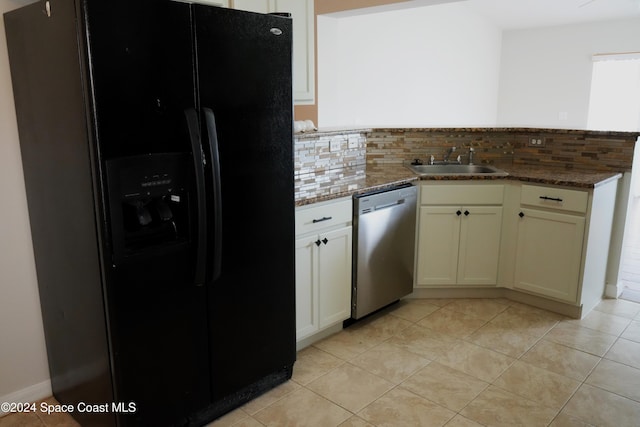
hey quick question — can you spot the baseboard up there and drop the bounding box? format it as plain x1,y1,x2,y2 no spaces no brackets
605,282,623,299
0,380,52,417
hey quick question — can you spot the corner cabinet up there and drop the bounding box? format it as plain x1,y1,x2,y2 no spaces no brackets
295,198,352,344
500,180,619,314
513,186,588,302
231,0,315,105
416,183,504,287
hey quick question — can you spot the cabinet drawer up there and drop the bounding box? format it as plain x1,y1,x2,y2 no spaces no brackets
295,198,352,236
421,184,504,205
520,185,588,213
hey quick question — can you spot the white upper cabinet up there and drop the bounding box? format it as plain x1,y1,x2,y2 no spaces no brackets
231,0,315,105
189,0,230,7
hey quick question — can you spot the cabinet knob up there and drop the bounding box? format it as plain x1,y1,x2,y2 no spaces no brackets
464,210,470,216
456,210,462,216
519,212,525,218
322,238,328,245
315,239,322,246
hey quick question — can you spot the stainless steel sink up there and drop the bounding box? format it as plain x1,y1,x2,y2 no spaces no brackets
406,164,508,176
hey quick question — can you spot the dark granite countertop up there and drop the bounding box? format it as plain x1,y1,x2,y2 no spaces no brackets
294,164,622,206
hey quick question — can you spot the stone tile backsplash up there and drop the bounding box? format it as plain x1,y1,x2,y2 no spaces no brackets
294,130,367,177
365,128,637,172
294,128,637,181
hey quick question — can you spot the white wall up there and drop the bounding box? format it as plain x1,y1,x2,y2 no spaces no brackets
0,0,52,410
317,2,502,128
497,18,640,128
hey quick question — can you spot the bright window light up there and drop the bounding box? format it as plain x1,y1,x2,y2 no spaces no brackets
587,55,640,132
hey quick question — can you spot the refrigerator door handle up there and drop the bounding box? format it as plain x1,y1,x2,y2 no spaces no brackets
185,108,207,286
204,108,223,282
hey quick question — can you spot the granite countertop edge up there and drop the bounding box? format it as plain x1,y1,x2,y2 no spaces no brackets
294,164,623,206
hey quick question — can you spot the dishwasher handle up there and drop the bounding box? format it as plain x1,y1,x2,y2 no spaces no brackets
375,199,405,211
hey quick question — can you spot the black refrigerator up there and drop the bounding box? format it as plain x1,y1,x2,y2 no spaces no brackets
4,0,296,425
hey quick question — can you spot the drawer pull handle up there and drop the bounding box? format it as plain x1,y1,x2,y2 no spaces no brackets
540,196,563,202
312,216,333,223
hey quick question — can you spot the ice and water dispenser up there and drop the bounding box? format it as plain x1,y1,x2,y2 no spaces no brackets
105,153,191,263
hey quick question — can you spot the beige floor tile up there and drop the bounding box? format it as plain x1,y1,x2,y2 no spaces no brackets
490,306,561,338
593,298,640,319
350,341,431,383
353,313,413,343
493,360,580,410
293,346,344,385
338,416,375,427
563,309,632,336
386,324,457,360
461,385,558,427
543,322,617,356
507,301,567,320
436,340,515,382
313,328,379,360
358,387,455,427
420,298,459,307
467,322,540,357
241,380,300,415
387,299,440,322
417,307,487,338
0,412,44,427
562,383,640,427
443,298,509,321
621,320,640,342
208,415,263,427
400,362,488,411
306,363,394,413
587,358,640,401
604,337,640,369
253,388,352,427
443,415,484,426
548,412,596,427
519,339,600,381
206,407,251,426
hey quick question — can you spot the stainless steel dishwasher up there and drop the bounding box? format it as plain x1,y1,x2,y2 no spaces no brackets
351,184,417,320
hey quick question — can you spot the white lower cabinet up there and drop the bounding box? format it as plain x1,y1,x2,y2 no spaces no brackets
416,183,504,287
513,208,585,302
295,198,352,342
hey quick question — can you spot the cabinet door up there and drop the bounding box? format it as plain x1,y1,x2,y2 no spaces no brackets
416,206,460,286
231,0,314,105
318,226,352,328
458,207,503,285
295,235,318,340
272,0,315,104
193,0,229,6
514,208,585,302
232,0,269,12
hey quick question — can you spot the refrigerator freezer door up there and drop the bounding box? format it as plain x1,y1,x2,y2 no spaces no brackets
84,1,211,424
194,5,296,408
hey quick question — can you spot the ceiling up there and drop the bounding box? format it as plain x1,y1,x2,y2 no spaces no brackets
327,0,640,30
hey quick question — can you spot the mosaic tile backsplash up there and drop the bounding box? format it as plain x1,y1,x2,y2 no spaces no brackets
365,128,638,172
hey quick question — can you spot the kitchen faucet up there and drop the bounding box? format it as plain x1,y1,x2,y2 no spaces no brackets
443,146,457,162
